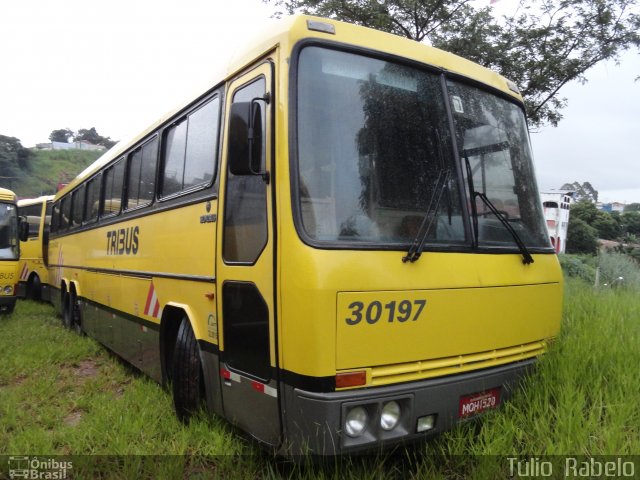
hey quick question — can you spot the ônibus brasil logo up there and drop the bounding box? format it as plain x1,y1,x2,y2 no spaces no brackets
7,456,72,479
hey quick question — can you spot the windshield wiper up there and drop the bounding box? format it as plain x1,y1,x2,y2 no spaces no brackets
463,154,534,265
402,168,450,263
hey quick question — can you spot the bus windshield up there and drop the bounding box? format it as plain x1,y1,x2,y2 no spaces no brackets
295,46,550,251
450,81,550,249
0,202,19,260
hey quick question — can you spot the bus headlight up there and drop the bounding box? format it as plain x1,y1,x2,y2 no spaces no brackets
417,414,436,432
380,401,401,431
3,285,12,295
344,406,369,437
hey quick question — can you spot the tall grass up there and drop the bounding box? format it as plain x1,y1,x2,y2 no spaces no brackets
1,277,638,478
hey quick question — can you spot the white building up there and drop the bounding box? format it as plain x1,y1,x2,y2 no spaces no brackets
36,141,105,151
541,190,573,253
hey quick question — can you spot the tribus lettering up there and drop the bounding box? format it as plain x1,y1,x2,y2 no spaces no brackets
106,226,139,255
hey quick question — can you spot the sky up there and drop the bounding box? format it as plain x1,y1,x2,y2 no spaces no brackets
1,0,638,203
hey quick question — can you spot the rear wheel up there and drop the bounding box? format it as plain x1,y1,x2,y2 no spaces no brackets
70,290,83,335
62,291,72,328
171,317,204,422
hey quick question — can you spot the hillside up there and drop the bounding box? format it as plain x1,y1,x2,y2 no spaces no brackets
11,149,103,199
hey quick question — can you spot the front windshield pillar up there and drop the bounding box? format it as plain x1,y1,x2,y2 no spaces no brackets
439,74,473,248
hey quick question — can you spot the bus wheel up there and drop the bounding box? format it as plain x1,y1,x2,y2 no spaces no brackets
70,291,83,335
62,291,72,329
171,317,204,423
27,275,42,301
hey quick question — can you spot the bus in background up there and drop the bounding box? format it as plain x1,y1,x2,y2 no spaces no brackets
0,188,21,314
47,16,562,455
17,195,54,301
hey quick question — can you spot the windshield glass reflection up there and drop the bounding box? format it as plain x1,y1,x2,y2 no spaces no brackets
296,47,550,251
297,47,464,245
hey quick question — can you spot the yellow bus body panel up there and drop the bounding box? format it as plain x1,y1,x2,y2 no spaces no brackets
49,200,218,343
336,283,560,369
278,235,563,380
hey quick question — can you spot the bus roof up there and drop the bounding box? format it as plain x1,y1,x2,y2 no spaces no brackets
17,195,55,207
0,188,17,203
56,14,522,199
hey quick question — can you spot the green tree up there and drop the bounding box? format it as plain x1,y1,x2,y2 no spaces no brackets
560,181,598,202
570,199,599,224
0,135,31,187
570,200,621,240
623,203,640,212
75,127,116,149
267,0,640,127
49,128,75,143
593,210,621,240
566,217,599,254
621,211,640,236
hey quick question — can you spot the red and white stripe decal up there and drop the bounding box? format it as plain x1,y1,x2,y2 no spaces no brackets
251,381,278,398
20,263,29,281
221,368,241,383
143,282,162,319
220,368,277,398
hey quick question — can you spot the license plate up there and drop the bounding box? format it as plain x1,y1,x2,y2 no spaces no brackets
458,387,501,418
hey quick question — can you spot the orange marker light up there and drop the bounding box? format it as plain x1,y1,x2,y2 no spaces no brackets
336,371,366,388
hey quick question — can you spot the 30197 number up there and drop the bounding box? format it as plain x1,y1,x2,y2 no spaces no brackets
345,299,426,325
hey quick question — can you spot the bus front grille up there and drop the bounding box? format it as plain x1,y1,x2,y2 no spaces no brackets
369,340,547,387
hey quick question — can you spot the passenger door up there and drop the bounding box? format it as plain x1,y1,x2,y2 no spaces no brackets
216,61,280,445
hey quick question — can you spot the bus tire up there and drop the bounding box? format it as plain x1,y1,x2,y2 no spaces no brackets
171,317,203,423
70,290,83,335
27,274,42,301
62,291,72,329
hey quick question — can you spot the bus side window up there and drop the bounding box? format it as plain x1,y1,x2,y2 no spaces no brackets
223,78,267,264
127,136,158,210
60,196,71,232
161,96,220,198
51,202,60,234
84,175,101,223
71,185,85,229
102,158,125,217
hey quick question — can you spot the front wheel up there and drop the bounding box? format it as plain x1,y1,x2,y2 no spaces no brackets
27,274,42,301
171,317,204,422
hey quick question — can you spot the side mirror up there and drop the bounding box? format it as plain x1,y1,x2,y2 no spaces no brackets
18,216,29,242
228,97,267,177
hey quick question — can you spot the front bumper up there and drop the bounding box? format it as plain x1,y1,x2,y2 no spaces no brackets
0,295,17,313
281,359,535,456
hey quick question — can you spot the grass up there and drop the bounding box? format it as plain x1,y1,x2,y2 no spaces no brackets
0,278,638,478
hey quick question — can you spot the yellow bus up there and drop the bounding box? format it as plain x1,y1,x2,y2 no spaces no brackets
47,15,562,455
17,195,54,301
0,188,21,314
